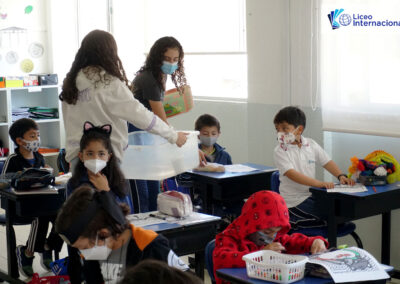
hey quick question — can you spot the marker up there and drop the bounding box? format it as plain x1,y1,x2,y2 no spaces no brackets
372,186,377,193
149,213,167,220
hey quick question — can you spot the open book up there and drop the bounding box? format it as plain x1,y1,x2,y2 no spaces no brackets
306,247,389,283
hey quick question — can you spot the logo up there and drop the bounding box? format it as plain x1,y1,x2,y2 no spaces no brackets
328,9,352,29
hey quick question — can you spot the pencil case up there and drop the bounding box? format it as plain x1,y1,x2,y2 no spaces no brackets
157,191,193,217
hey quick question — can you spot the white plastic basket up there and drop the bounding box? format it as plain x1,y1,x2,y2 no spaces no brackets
242,250,307,284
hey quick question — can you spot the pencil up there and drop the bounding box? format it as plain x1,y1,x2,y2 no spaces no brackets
372,186,377,193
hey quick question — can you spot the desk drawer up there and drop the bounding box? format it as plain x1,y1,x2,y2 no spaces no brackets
162,223,218,256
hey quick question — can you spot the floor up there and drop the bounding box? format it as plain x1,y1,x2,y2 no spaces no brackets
0,208,212,283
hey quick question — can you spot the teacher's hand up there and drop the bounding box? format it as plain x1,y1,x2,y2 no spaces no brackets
176,132,188,147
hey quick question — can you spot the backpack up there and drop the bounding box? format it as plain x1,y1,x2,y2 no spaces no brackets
11,168,55,191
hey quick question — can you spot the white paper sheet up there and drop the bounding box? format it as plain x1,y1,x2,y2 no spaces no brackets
224,164,258,173
307,247,389,283
327,183,367,193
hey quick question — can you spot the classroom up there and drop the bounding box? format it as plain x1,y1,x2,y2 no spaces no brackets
1,0,400,283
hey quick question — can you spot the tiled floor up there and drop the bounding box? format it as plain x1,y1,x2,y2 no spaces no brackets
0,207,212,283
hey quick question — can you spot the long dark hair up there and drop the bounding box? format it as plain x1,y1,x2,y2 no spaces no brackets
135,36,187,93
69,122,127,198
60,30,129,105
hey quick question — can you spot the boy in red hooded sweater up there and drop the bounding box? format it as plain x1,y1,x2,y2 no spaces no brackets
213,190,328,284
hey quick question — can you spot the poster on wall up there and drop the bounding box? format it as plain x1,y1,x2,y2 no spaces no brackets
0,0,48,76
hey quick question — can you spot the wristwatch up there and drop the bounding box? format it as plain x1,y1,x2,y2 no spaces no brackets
337,174,347,180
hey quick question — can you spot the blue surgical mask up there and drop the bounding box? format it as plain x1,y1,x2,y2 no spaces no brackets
161,61,178,75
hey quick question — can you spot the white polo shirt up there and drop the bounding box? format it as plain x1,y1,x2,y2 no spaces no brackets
273,136,331,208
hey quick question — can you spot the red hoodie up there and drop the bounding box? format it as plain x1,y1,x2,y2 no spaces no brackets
213,190,328,284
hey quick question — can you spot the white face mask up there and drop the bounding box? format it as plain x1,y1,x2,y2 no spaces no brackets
80,236,112,260
22,138,40,152
84,159,107,174
277,127,299,145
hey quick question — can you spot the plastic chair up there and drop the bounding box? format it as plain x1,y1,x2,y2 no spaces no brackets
205,239,216,284
270,171,363,248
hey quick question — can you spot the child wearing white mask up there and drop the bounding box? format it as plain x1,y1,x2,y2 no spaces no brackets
273,106,355,229
56,186,189,284
66,121,133,282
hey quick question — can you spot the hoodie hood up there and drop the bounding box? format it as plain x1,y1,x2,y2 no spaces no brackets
228,190,291,240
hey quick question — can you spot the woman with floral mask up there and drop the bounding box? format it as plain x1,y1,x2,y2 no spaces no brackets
56,186,189,284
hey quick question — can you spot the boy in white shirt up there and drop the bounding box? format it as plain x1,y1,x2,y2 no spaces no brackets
273,106,354,229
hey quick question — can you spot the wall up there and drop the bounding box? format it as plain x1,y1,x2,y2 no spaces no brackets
0,0,49,75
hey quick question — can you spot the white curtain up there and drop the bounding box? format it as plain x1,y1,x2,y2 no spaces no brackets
319,0,400,137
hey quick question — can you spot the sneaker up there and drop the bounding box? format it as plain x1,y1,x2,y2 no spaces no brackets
16,245,34,278
40,249,53,271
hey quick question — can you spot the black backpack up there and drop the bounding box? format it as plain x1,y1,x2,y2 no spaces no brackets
11,168,55,191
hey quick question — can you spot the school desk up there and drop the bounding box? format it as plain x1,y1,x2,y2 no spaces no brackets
310,182,400,273
186,163,277,214
0,186,66,283
128,211,221,280
216,267,392,284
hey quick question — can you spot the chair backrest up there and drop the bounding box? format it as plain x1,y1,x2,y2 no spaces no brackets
270,171,280,193
0,161,4,174
205,239,216,283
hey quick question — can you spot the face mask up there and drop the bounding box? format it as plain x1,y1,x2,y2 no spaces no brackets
80,236,112,260
277,127,299,145
199,136,218,147
84,159,107,174
248,231,277,246
161,61,178,75
22,138,40,152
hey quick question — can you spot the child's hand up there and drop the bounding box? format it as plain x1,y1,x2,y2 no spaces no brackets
88,172,110,192
176,132,188,147
262,242,286,253
198,150,207,167
318,181,335,189
339,176,355,186
310,239,327,254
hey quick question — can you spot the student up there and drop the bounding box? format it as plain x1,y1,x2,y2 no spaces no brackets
213,191,328,284
120,259,202,284
273,106,355,229
195,114,232,165
129,36,196,212
66,121,133,283
56,186,189,284
67,121,130,204
60,30,187,171
2,118,63,277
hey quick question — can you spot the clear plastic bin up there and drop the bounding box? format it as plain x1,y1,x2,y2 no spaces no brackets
121,131,199,180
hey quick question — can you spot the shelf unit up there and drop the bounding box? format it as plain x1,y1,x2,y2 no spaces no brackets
0,85,65,168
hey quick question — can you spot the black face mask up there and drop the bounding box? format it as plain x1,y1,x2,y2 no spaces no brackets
248,231,277,246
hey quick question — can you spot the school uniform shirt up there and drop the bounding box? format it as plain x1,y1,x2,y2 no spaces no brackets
273,136,331,208
132,70,164,111
213,191,328,284
1,148,45,174
199,143,232,165
62,68,177,163
83,224,188,284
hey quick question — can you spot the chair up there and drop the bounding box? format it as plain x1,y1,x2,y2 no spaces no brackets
205,239,216,284
270,171,363,248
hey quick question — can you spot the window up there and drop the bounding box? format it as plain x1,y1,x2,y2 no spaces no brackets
112,0,247,98
319,0,400,137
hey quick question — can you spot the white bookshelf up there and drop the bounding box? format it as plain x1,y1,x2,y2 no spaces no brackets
0,85,65,165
